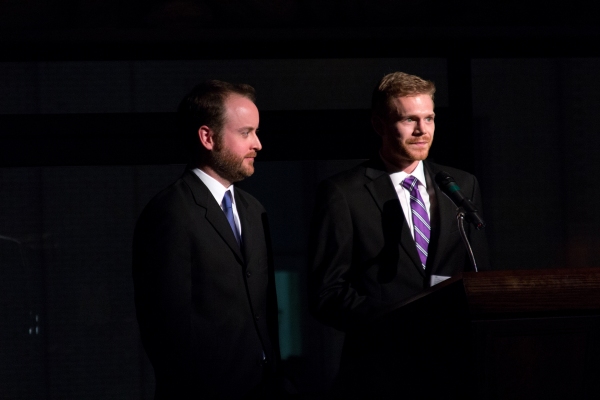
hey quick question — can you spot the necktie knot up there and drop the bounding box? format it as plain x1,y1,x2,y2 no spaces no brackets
222,190,233,210
401,175,419,191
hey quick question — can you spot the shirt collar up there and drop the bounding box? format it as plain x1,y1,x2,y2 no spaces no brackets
191,167,235,206
384,159,427,189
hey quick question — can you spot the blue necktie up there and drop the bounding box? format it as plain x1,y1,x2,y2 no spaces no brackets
222,190,241,247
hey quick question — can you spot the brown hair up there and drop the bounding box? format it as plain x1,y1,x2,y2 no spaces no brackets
177,80,256,161
371,72,436,120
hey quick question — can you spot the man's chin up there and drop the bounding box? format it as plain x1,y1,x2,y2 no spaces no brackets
407,149,430,161
231,167,254,183
242,168,254,179
242,162,255,176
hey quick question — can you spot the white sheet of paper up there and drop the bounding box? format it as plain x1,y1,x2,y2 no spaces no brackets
430,275,451,286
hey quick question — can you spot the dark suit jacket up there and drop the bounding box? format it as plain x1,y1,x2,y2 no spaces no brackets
133,168,280,399
308,158,490,398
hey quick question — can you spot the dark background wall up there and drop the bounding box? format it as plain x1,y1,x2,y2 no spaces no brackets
2,1,600,398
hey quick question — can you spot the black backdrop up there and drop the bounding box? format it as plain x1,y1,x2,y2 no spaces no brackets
3,1,600,398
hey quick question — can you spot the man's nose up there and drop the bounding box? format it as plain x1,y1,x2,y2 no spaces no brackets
414,120,425,134
252,133,262,151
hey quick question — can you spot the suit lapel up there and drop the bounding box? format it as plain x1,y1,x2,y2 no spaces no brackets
234,189,254,265
423,161,457,273
182,170,245,263
364,160,425,277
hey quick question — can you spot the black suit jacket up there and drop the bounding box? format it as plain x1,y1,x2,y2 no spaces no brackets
133,168,280,399
308,158,490,398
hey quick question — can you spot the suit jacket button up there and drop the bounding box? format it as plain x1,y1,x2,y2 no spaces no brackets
255,314,260,320
246,270,252,277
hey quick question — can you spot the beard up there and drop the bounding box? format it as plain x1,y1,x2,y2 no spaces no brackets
382,136,433,168
398,139,432,161
209,141,256,184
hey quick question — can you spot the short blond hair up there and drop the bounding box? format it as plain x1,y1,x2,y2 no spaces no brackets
371,72,436,119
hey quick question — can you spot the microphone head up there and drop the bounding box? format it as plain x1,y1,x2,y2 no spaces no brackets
434,171,454,187
434,170,486,229
435,171,462,197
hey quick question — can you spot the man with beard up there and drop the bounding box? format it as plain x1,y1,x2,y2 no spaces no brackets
308,72,491,398
133,80,282,399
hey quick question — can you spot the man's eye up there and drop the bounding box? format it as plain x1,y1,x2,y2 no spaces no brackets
405,118,413,122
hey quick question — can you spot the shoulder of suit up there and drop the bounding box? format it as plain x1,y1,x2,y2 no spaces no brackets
134,177,197,234
425,160,476,181
140,176,194,214
319,159,372,187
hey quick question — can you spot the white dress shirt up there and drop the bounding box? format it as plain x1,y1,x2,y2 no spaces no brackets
386,161,431,240
192,168,242,239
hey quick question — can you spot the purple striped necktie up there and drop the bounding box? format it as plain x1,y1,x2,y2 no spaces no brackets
401,175,430,269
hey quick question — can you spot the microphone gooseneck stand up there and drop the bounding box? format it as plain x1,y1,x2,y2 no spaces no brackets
434,171,486,272
456,208,478,272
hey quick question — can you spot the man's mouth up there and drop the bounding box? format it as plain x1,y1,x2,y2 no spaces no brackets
408,141,429,146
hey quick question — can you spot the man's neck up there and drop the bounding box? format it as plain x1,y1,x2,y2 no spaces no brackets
196,163,232,188
379,151,420,174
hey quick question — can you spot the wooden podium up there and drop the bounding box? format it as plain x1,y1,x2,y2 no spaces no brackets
371,268,600,399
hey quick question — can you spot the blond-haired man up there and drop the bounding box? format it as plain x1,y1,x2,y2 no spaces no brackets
309,72,490,398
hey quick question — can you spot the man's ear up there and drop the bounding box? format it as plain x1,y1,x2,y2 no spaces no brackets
198,125,215,150
371,115,384,137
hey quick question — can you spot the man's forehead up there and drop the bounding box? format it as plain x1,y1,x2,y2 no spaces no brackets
223,94,259,127
391,95,435,111
391,93,434,102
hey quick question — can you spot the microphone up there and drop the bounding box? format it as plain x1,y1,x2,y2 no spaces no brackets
434,171,486,230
